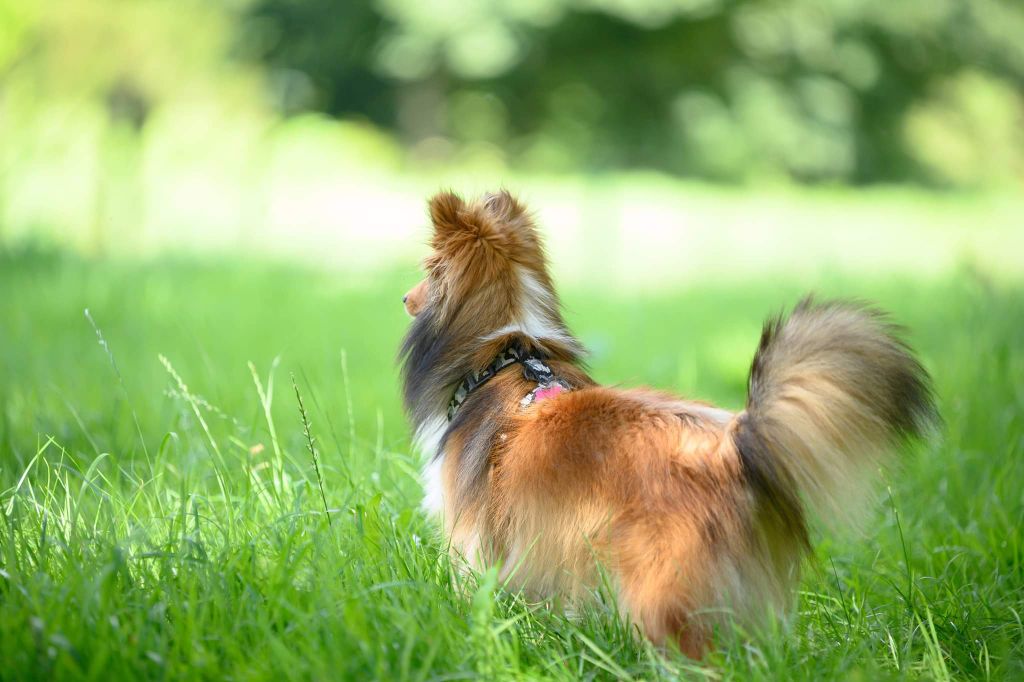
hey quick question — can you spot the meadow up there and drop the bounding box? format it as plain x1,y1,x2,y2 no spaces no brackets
1,244,1022,680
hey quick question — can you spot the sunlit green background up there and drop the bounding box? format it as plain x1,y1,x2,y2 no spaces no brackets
2,1,1023,680
2,0,1022,276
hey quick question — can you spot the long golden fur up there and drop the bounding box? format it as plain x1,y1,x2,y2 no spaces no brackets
399,190,936,658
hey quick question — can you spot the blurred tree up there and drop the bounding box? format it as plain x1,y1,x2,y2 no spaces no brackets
241,0,1024,185
3,0,1022,189
238,0,395,119
0,0,273,250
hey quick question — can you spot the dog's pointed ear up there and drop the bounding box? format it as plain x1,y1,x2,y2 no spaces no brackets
482,190,527,224
428,191,466,239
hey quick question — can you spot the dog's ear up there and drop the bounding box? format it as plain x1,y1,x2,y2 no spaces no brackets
427,190,501,252
428,189,533,245
479,190,545,273
427,189,544,278
428,191,467,240
482,190,527,225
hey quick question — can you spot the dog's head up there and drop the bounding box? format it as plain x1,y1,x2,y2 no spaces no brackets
400,190,583,422
403,190,568,341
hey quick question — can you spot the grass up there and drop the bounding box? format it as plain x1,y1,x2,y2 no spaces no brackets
1,248,1022,680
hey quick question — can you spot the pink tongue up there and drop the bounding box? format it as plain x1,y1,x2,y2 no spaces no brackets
534,385,565,402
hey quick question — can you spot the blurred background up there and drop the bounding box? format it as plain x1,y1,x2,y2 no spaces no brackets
3,4,1024,678
2,0,1022,288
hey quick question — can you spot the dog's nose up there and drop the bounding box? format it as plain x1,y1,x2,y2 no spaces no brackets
403,295,408,304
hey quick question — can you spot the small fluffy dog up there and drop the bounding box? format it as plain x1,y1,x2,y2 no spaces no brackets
400,190,936,658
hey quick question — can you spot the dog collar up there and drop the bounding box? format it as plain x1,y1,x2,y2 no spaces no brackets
518,358,571,409
447,347,570,421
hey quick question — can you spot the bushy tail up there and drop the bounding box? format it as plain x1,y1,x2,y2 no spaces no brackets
732,298,937,547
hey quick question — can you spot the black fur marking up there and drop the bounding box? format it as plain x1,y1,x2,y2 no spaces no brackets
746,311,781,405
399,304,467,430
873,326,939,439
441,381,512,502
741,303,810,546
732,413,810,550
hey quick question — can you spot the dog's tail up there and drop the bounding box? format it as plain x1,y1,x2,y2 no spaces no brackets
730,298,937,547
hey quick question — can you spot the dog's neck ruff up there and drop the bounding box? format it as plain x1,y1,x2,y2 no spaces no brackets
447,345,570,421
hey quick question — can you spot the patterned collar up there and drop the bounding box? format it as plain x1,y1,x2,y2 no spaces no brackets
447,345,571,421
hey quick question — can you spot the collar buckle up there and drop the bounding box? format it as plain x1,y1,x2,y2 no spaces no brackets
447,345,570,421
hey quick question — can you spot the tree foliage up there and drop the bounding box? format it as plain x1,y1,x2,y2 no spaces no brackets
2,0,1022,186
243,0,1024,184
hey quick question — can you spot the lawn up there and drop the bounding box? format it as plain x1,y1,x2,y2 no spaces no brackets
1,248,1022,680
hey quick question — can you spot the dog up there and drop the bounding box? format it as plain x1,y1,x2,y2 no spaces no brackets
399,190,936,658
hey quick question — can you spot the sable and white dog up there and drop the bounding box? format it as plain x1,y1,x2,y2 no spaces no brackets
400,190,936,657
